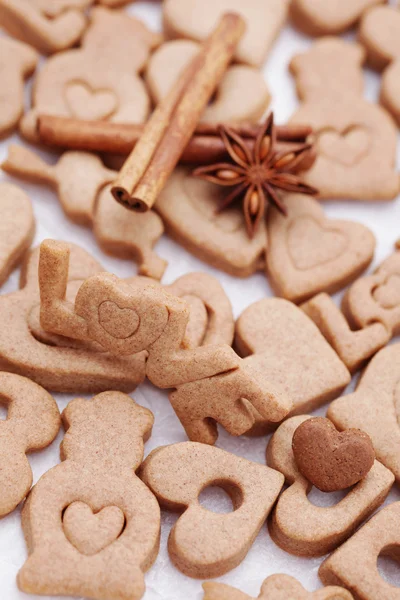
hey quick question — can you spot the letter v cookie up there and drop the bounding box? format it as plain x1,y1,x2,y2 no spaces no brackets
203,574,353,600
0,37,38,139
18,391,160,600
140,441,284,578
0,372,60,517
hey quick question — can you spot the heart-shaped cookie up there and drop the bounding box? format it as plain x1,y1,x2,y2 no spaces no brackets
155,167,267,277
163,0,290,67
267,194,375,303
65,82,117,121
98,301,140,339
316,127,371,167
0,183,35,287
63,501,125,555
292,417,375,492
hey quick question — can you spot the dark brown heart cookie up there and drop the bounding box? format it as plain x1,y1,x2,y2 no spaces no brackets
292,417,375,492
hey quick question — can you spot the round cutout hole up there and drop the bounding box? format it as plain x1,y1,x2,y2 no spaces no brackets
198,484,240,514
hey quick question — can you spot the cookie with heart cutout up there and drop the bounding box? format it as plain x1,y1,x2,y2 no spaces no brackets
266,194,376,304
0,37,38,139
145,39,270,124
203,574,354,599
163,0,290,68
0,182,35,288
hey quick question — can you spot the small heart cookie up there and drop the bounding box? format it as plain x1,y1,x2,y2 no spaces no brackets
316,127,371,167
63,501,125,555
267,194,375,303
163,0,290,67
292,417,375,492
0,182,35,287
65,82,117,121
98,301,140,339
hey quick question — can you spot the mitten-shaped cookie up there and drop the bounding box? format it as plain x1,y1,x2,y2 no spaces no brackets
140,441,284,578
18,392,160,600
290,38,399,200
0,372,60,517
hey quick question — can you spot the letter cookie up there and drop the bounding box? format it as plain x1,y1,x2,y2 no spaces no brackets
267,194,375,303
20,7,161,141
0,37,38,139
291,0,384,36
320,502,400,600
0,182,35,287
140,441,284,578
0,0,88,54
203,574,353,600
163,0,290,67
18,392,160,600
328,343,400,484
2,146,166,279
235,298,350,424
290,37,399,200
146,40,270,124
0,372,60,517
267,416,394,556
360,5,400,126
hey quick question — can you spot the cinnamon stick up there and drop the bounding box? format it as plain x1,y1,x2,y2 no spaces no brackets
111,13,246,212
37,114,313,161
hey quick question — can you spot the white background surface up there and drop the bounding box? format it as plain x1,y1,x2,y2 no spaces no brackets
1,2,400,599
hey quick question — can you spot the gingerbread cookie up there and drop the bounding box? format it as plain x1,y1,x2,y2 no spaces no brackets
20,7,161,141
359,5,400,125
320,502,400,600
0,0,88,54
203,574,354,600
290,37,399,200
291,0,384,36
235,298,350,424
38,240,291,444
3,145,166,279
155,167,267,277
0,37,38,139
267,194,376,303
0,182,35,287
140,441,284,578
18,391,160,600
328,343,400,484
267,416,394,556
146,39,270,124
0,372,60,517
302,293,390,373
163,0,290,67
0,242,148,392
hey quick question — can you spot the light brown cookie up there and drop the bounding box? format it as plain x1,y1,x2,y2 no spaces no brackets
0,372,60,517
146,39,270,124
3,145,167,280
0,182,35,287
139,441,284,578
292,417,375,492
301,293,390,373
291,0,384,36
290,37,399,200
0,242,147,393
163,0,290,68
266,194,375,303
0,37,38,139
20,7,161,141
18,391,160,600
203,574,354,600
0,0,88,54
328,343,400,484
155,167,267,277
235,298,351,423
267,416,394,557
38,240,291,444
359,5,400,125
319,502,400,599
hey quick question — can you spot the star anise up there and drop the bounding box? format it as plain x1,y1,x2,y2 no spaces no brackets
193,113,318,238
